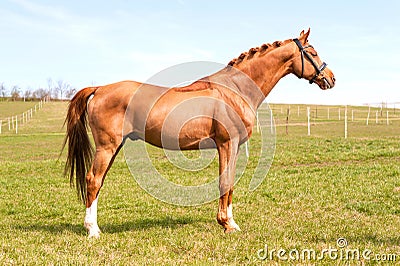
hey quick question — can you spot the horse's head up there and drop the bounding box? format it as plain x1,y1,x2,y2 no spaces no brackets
291,29,335,90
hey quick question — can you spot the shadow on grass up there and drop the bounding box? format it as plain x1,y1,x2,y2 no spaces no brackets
102,216,210,234
13,223,86,236
12,216,209,236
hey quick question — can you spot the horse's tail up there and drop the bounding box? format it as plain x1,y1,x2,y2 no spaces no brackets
62,86,98,204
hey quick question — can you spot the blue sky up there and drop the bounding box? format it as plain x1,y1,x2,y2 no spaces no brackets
1,0,399,105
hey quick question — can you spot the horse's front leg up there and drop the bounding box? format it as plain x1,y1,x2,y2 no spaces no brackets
227,188,241,231
216,139,240,233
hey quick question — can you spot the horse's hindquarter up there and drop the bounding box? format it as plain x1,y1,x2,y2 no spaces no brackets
87,81,142,146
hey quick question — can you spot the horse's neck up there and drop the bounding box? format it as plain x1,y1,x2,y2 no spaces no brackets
232,45,294,109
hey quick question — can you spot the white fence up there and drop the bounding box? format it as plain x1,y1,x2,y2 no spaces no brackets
257,103,400,139
0,99,47,134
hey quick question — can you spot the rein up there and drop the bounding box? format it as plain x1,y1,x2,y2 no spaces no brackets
293,38,327,84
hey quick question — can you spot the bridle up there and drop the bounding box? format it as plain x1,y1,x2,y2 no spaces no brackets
293,38,328,84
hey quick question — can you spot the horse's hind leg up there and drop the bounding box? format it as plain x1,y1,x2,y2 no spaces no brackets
227,188,240,231
84,144,121,238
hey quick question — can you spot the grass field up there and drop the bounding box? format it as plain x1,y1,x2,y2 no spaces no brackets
0,101,40,120
0,101,399,265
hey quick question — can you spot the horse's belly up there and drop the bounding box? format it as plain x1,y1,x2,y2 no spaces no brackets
144,116,215,150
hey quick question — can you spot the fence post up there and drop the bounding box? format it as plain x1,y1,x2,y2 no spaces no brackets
15,115,18,134
386,110,389,125
0,120,2,134
270,109,274,134
375,111,378,124
327,107,330,120
256,111,260,133
8,117,10,131
307,107,311,136
244,141,249,158
344,106,348,139
351,109,354,122
338,108,341,120
286,108,289,135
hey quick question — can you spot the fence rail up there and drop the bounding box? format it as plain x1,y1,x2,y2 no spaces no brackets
0,99,47,134
256,104,400,139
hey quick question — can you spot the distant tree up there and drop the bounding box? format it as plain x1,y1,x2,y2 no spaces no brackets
10,86,21,101
31,89,38,99
51,87,59,99
33,88,49,99
0,83,7,98
56,79,70,100
65,87,77,99
24,89,32,100
47,78,53,94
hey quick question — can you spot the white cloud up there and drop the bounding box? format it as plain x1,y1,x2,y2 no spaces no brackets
9,0,69,20
5,0,115,46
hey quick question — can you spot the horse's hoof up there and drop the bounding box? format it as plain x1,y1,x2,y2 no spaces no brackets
224,227,239,234
85,222,101,238
88,232,101,239
228,219,241,232
87,227,101,238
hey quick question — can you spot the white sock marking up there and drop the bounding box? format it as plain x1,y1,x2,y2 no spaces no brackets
84,196,101,237
227,203,241,231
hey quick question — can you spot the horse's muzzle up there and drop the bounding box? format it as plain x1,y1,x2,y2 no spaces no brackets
316,70,335,90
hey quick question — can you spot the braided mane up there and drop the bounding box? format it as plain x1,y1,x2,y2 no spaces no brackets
227,39,292,66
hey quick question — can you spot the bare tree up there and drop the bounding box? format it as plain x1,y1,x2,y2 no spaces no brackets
47,78,53,95
33,88,50,99
65,87,77,99
24,89,32,101
51,87,59,99
10,86,21,101
0,83,7,98
32,89,38,99
56,80,70,100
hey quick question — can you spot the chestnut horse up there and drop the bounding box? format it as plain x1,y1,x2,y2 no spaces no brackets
64,29,335,238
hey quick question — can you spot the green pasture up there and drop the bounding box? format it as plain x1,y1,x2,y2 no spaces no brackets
0,101,399,264
0,101,40,121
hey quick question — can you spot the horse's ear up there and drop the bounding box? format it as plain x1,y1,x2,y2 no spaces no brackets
299,28,311,44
